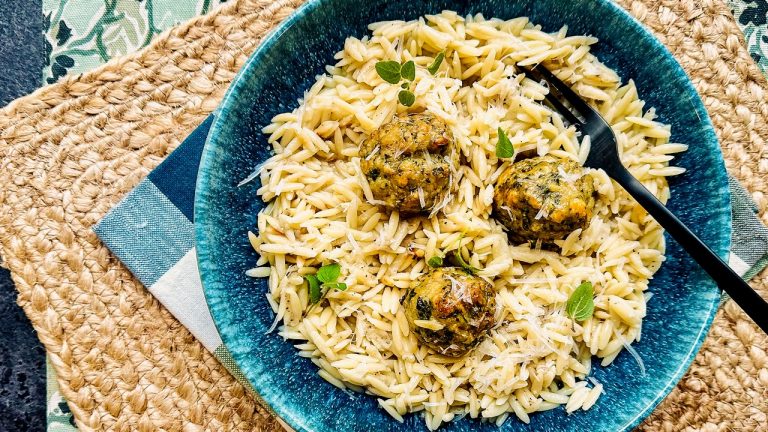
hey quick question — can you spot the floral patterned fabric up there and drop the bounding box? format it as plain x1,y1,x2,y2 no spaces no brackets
41,0,768,430
46,358,78,432
729,0,768,72
43,0,228,83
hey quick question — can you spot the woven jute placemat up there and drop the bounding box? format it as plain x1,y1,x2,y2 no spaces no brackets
0,0,766,430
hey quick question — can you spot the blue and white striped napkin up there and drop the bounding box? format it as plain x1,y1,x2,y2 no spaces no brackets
93,115,768,398
93,116,249,383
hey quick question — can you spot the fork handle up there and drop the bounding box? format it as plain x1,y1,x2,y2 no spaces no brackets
612,168,768,334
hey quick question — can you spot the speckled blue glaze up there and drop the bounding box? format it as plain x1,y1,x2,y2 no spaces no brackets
195,0,731,431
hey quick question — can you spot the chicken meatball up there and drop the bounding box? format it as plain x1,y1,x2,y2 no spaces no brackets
493,155,595,244
401,267,496,357
360,112,457,214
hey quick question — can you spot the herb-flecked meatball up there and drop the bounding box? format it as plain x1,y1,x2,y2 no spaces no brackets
401,267,496,357
493,155,595,244
360,112,457,214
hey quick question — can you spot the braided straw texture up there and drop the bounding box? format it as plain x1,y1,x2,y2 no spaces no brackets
0,0,765,430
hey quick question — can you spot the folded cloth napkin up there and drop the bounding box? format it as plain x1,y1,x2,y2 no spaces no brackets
93,116,251,385
93,115,768,395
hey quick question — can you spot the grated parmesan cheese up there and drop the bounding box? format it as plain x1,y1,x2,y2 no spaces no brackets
587,377,606,394
499,205,514,220
623,341,646,376
414,320,445,331
558,165,581,183
365,145,380,160
237,161,269,187
429,191,453,218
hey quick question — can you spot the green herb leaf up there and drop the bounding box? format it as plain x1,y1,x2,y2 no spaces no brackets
401,60,416,81
427,256,443,268
317,263,341,283
323,282,348,291
427,52,445,75
304,275,321,304
446,233,481,275
496,127,514,158
398,90,416,107
375,61,402,84
401,82,409,89
452,249,479,275
566,281,594,321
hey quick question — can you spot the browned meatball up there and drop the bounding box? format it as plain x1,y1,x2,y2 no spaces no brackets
360,112,458,214
401,267,496,357
493,155,595,244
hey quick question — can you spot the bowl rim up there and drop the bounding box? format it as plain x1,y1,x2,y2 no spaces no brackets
195,0,731,430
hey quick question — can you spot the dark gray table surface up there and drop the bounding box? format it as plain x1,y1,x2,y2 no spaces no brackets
0,1,46,430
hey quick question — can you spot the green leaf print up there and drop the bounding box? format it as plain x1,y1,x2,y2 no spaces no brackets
101,0,149,58
55,21,72,45
42,0,229,83
728,0,768,74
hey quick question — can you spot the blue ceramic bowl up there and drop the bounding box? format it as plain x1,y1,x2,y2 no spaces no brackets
195,1,730,431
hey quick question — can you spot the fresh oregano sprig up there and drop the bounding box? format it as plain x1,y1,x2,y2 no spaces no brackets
426,233,481,275
566,281,595,321
375,61,402,84
427,255,444,268
496,127,515,158
401,60,416,81
451,236,480,275
427,52,445,75
375,52,445,107
304,263,348,306
375,59,416,107
304,274,322,304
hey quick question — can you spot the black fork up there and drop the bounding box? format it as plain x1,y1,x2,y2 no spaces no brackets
519,64,768,334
